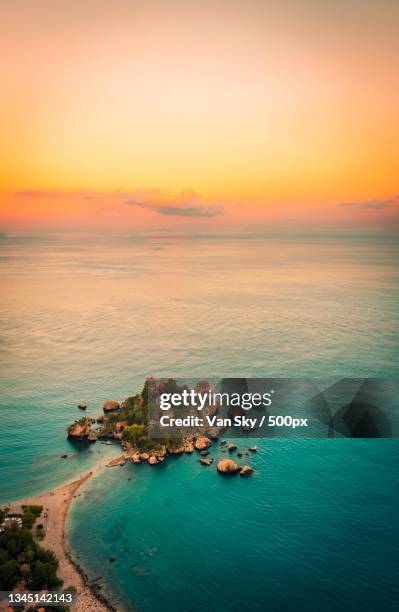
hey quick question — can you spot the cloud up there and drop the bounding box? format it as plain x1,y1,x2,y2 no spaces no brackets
127,188,226,217
340,195,399,210
127,200,225,217
13,187,225,216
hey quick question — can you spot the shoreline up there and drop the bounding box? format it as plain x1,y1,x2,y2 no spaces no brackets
6,459,121,612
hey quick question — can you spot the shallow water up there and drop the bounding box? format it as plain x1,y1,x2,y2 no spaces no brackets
69,438,399,612
1,233,398,610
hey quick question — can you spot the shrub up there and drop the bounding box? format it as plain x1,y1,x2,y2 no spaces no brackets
22,505,43,518
22,511,36,529
0,558,19,589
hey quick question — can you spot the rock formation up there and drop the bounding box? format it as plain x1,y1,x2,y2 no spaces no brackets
216,459,240,474
103,400,120,413
239,465,254,476
194,436,212,450
167,445,185,454
67,417,96,441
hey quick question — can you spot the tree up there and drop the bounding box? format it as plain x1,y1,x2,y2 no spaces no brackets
0,558,19,589
0,548,8,564
164,378,179,394
24,545,35,563
26,505,43,517
123,423,145,444
22,505,42,517
22,510,36,529
30,560,48,589
141,379,150,405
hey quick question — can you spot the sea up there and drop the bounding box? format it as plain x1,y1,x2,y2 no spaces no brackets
0,232,398,611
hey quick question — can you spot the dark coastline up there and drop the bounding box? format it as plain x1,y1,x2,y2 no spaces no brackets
65,545,119,612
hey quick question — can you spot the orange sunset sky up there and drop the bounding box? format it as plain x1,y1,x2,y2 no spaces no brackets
0,0,398,233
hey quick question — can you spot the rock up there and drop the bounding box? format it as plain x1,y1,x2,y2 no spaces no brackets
194,436,212,450
248,446,257,452
109,556,116,563
220,440,227,445
217,459,240,474
200,450,209,456
107,455,126,467
228,444,237,452
200,458,213,465
183,441,194,453
148,456,158,465
207,427,220,440
67,417,95,441
60,454,68,459
96,416,104,423
78,403,87,410
140,452,149,460
240,465,254,477
237,452,242,457
167,445,185,454
131,453,141,464
103,400,120,413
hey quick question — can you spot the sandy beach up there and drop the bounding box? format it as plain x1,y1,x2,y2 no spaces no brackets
6,457,126,612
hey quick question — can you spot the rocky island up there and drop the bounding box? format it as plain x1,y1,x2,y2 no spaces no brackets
67,378,256,476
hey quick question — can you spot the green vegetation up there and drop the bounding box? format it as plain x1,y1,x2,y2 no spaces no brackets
22,505,43,517
0,508,62,592
99,380,185,452
99,392,151,443
163,435,185,450
122,423,146,445
20,504,43,529
106,394,148,426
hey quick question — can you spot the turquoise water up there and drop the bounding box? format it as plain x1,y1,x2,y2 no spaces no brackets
69,439,399,612
1,233,399,610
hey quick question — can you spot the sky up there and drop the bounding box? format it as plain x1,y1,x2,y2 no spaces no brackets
0,0,398,233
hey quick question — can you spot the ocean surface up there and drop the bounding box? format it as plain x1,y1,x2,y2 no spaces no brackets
0,233,398,611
